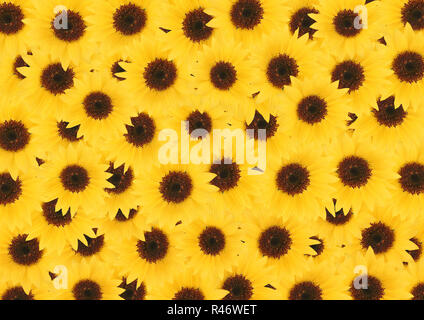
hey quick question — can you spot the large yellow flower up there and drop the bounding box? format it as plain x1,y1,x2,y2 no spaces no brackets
159,0,215,62
243,211,318,275
176,210,242,279
0,0,32,55
383,24,424,110
25,0,94,65
118,37,190,111
140,163,217,226
381,0,424,32
250,28,315,106
0,49,30,98
328,134,397,214
206,0,288,47
286,0,320,40
406,259,424,300
86,0,161,54
40,143,112,217
0,279,58,300
311,0,382,53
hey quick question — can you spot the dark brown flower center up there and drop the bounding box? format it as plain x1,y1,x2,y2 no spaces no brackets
411,282,424,300
8,234,43,266
42,199,72,227
289,281,323,300
76,233,105,257
337,156,371,188
401,0,424,30
289,7,319,39
266,54,299,89
372,96,407,128
113,3,147,36
57,121,82,142
60,165,90,193
137,228,169,263
276,163,310,196
198,226,226,256
51,10,86,42
0,120,30,152
0,172,21,205
144,58,177,91
349,275,384,300
258,226,292,258
41,63,75,95
392,51,424,83
331,60,365,92
210,160,241,192
325,207,353,225
230,0,264,30
407,237,423,261
333,9,361,37
13,55,29,79
186,110,212,137
83,92,113,120
73,280,102,300
222,274,253,300
183,8,213,42
399,162,424,195
119,278,146,300
246,110,278,140
210,62,237,90
173,288,205,300
159,171,193,203
2,286,34,300
361,222,395,254
297,95,328,124
124,112,156,147
105,163,133,194
0,3,23,35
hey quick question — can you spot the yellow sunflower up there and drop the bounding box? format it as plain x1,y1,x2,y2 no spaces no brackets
381,0,424,32
61,73,130,146
116,275,150,300
281,77,349,145
352,95,424,150
27,200,96,254
340,250,412,300
250,28,315,106
262,143,336,220
383,24,424,110
405,218,424,264
147,271,228,300
286,0,320,40
348,207,418,265
193,36,254,111
140,163,217,226
0,280,58,300
86,0,161,54
328,134,397,214
25,0,94,65
0,101,39,173
18,51,87,115
217,250,278,300
390,143,424,215
243,212,318,275
159,0,216,62
116,222,182,286
91,51,131,83
176,210,242,279
0,49,30,98
118,37,190,110
0,225,56,293
0,165,39,229
56,260,123,300
40,143,112,217
311,0,382,53
313,42,391,115
0,0,31,55
406,259,424,300
278,260,349,300
206,0,288,47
